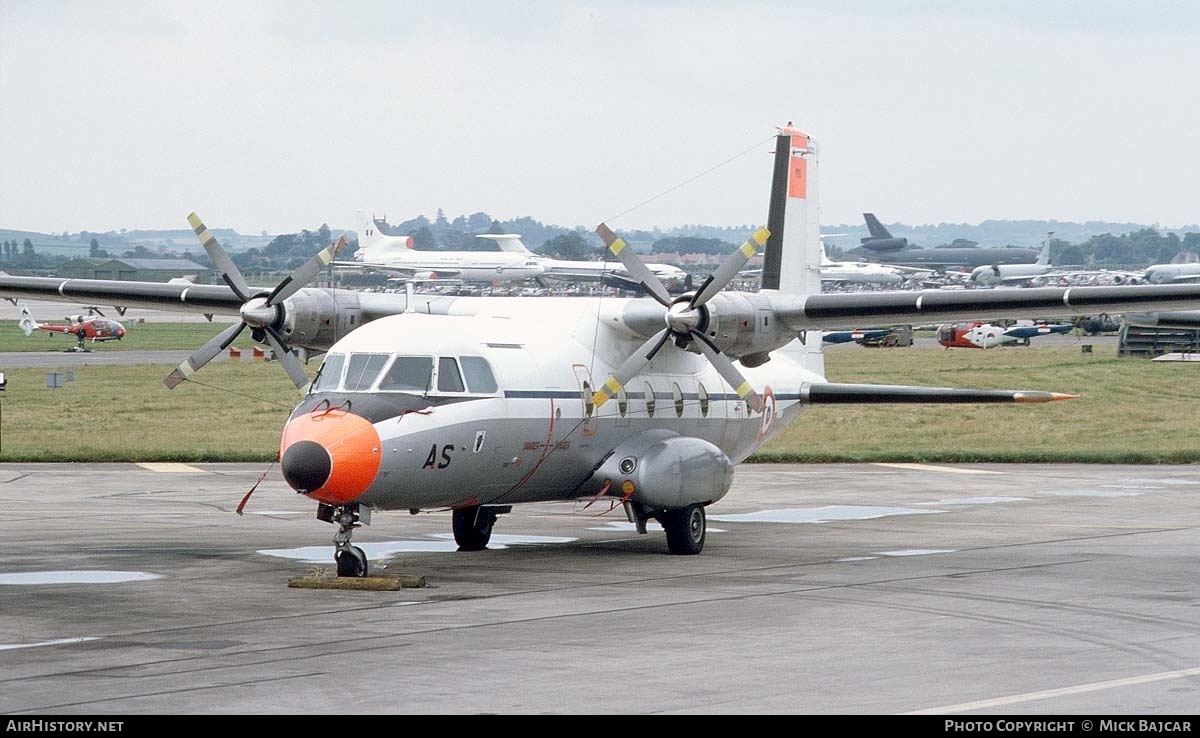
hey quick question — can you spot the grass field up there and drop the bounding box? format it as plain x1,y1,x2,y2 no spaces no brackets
0,320,252,352
0,339,1194,462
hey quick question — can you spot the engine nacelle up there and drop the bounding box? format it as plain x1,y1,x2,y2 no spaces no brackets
278,288,360,353
578,431,734,509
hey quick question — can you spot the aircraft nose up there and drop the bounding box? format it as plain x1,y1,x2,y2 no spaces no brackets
279,409,382,505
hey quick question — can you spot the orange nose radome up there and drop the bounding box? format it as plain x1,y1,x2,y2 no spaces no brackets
280,409,382,505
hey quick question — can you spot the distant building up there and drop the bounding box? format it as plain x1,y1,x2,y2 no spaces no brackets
57,258,211,282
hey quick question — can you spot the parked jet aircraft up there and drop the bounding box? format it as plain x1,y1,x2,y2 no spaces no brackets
349,215,689,291
5,126,1200,575
855,213,1040,269
968,233,1055,286
1142,263,1200,285
936,320,1075,349
345,213,546,284
18,302,126,351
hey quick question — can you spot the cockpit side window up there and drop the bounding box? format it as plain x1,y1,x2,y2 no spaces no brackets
459,356,499,393
344,353,390,391
378,356,433,392
437,357,465,392
310,353,345,393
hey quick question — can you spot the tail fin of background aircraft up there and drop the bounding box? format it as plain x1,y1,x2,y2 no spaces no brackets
863,212,893,239
354,210,388,250
1037,232,1053,266
475,234,532,254
18,302,36,336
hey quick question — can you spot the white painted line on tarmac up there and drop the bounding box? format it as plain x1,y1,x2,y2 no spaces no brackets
0,637,99,652
904,666,1200,714
873,463,1004,475
136,463,205,473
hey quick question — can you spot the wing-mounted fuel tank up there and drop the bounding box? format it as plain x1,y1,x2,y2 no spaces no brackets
577,430,734,509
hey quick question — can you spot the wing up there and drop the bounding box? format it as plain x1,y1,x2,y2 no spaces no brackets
0,276,243,317
770,284,1200,331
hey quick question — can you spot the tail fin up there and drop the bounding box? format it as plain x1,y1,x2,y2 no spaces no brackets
354,210,388,250
18,303,36,336
762,124,821,296
863,213,892,239
475,234,532,254
817,238,834,266
1037,232,1053,266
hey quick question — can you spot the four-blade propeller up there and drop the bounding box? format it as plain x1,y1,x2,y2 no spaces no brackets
163,213,346,390
591,223,769,413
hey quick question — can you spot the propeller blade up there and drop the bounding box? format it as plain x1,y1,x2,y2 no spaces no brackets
163,321,246,389
263,326,311,389
266,235,349,306
595,223,673,307
690,227,769,308
693,332,764,413
591,328,671,408
188,212,252,302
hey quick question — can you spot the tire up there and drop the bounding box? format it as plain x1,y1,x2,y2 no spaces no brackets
452,506,494,551
335,545,368,577
663,503,706,555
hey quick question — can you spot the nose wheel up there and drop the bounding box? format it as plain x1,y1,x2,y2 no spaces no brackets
321,503,369,577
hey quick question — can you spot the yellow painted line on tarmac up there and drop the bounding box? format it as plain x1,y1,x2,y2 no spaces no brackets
905,665,1200,714
135,462,205,473
873,463,1004,475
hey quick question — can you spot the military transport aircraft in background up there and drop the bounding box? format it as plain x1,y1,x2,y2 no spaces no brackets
17,302,126,351
4,125,1200,576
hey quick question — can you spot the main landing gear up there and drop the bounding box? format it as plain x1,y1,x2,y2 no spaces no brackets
318,502,369,577
625,501,708,555
452,504,510,551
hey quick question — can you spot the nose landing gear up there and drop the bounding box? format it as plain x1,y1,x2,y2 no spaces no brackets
318,502,369,577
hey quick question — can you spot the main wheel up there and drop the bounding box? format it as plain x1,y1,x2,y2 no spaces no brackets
452,505,495,551
335,545,368,577
663,503,706,555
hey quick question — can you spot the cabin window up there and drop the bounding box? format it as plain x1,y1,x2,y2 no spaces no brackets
672,382,684,417
378,356,433,392
437,357,465,392
617,388,628,417
582,381,595,417
310,353,344,393
344,353,390,391
460,356,498,393
644,382,656,417
698,382,709,418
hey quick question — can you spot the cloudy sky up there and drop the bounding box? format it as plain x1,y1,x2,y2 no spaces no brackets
2,1,1198,235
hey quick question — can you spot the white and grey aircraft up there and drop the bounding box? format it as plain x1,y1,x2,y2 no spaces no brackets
346,212,546,284
968,233,1055,286
5,125,1200,577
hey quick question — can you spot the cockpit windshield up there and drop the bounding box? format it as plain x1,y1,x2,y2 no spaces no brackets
378,356,433,392
344,354,390,391
310,353,344,393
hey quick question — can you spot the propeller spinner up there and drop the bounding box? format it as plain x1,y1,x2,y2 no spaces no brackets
591,223,769,413
163,213,346,390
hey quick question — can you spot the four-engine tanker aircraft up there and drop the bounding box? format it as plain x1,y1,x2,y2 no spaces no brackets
18,302,126,350
7,126,1200,576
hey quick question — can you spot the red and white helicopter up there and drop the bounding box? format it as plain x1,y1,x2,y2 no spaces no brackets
4,124,1200,577
18,303,126,351
936,320,1076,349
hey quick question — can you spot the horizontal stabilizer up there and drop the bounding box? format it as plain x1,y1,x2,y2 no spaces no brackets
800,382,1077,404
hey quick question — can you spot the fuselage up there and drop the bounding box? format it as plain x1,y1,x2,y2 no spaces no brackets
280,297,822,512
1144,263,1200,285
37,319,126,341
356,243,545,283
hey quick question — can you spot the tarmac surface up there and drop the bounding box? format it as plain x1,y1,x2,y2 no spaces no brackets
1,462,1197,714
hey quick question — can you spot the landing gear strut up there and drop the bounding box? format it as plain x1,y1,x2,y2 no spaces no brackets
452,504,509,551
319,502,368,577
